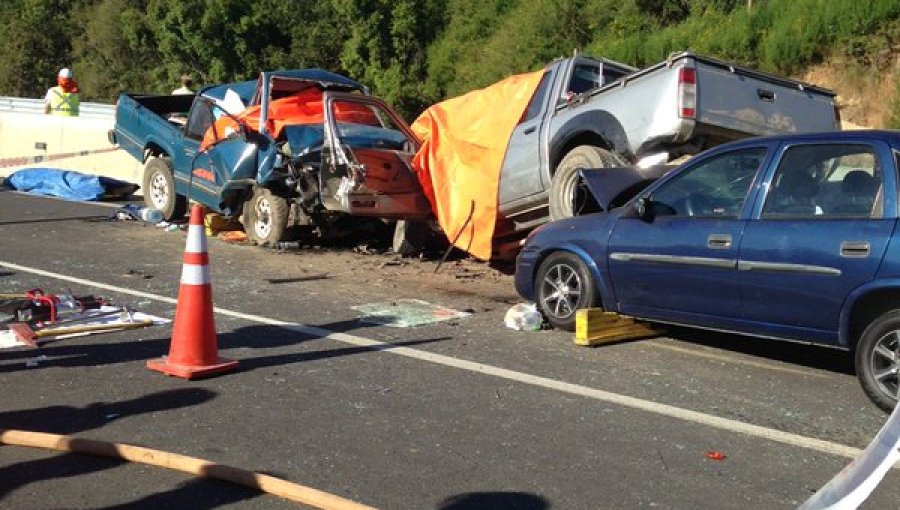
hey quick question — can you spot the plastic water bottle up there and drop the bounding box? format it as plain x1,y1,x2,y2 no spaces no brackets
138,207,164,224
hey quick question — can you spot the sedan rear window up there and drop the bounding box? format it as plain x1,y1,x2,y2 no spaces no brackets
762,144,882,219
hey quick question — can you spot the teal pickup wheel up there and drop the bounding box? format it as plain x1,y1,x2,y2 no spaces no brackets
244,187,290,247
143,157,187,221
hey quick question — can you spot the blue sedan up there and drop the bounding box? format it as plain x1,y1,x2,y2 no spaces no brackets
515,130,900,412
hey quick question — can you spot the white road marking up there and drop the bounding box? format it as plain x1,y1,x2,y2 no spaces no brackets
0,259,865,460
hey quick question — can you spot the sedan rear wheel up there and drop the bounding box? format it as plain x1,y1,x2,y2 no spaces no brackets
856,310,900,412
535,251,599,331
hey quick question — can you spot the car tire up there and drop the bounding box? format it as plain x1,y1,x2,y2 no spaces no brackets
549,145,624,220
142,157,187,221
535,251,599,331
244,187,290,247
392,220,431,257
855,310,900,412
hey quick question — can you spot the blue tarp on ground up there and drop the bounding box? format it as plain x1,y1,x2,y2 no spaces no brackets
4,168,137,201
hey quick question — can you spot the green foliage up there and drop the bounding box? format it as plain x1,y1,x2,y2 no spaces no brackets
333,0,445,117
0,0,81,98
0,0,897,120
72,0,157,100
889,73,900,130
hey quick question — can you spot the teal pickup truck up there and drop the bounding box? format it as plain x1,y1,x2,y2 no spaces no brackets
110,69,433,249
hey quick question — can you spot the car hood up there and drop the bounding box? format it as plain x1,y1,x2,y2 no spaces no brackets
580,164,675,211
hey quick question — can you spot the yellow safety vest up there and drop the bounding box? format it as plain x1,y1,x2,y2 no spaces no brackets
49,87,80,116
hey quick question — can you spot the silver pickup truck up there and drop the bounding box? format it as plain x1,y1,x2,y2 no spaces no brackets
495,52,840,251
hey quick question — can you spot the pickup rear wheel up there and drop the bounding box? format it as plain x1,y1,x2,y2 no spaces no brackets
143,157,187,220
535,251,599,331
856,310,900,412
244,187,290,247
550,145,624,220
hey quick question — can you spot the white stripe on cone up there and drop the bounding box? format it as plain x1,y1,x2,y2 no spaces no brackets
186,224,207,253
180,264,211,286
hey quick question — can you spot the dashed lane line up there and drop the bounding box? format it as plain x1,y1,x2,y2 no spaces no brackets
0,259,863,461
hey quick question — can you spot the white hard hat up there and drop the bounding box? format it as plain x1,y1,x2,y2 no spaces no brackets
58,68,73,79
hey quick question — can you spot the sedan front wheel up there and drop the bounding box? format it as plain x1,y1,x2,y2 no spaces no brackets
534,251,599,331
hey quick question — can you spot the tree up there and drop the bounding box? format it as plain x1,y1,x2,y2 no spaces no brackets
334,0,446,118
0,0,80,98
635,0,690,25
72,0,159,101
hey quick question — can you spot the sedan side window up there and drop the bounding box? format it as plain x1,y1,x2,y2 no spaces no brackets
762,144,882,219
649,148,766,218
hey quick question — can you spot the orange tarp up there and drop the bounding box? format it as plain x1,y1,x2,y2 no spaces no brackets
410,70,545,260
201,89,378,150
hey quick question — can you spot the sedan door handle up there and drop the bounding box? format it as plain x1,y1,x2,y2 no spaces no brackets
522,126,536,135
840,241,870,258
708,234,732,249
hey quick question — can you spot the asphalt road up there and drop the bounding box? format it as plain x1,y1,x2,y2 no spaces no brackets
1,187,898,509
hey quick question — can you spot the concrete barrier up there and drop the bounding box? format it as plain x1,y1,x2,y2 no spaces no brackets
0,109,143,194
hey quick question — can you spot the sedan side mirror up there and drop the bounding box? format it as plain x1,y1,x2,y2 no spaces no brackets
635,197,655,222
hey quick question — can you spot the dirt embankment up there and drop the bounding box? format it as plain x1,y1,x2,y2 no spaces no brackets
801,48,900,129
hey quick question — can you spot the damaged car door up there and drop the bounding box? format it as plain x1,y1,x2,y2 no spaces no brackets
320,92,432,220
187,98,271,216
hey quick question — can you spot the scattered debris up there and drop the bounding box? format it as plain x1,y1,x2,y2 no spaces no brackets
123,268,153,279
379,258,407,268
265,275,329,284
204,212,243,236
504,303,543,331
705,451,727,461
25,354,48,368
352,298,472,327
0,287,171,349
219,230,248,244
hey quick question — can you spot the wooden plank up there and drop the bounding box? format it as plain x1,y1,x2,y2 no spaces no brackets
575,308,662,346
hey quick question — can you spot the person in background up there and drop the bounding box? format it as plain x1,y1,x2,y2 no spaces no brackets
172,74,194,95
44,68,80,116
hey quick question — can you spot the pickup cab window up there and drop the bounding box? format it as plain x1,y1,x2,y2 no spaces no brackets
648,148,765,218
762,144,883,219
185,101,216,141
522,71,551,123
568,64,602,95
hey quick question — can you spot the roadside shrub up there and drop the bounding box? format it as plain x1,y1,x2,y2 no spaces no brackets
887,73,900,130
586,0,900,75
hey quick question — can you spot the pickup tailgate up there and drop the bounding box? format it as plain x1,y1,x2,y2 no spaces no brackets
693,56,838,136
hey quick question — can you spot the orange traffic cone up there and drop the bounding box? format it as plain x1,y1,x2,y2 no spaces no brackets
147,204,238,379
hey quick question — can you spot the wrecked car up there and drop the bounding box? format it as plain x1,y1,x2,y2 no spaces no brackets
110,70,433,250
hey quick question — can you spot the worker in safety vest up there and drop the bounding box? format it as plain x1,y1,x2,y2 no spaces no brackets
44,68,80,116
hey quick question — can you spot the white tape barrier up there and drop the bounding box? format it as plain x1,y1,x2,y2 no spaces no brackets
0,146,120,169
799,404,900,509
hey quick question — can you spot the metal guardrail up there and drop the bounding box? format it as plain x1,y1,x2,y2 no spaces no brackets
0,96,114,119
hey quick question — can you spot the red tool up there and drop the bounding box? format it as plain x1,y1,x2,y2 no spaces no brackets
11,289,107,324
